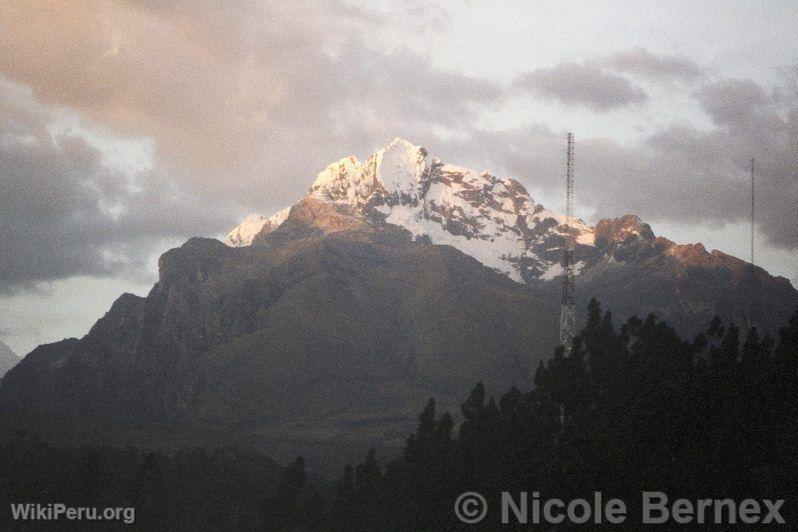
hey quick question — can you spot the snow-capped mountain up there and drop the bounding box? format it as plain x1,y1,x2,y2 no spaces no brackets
226,137,797,337
225,208,290,248
227,138,594,282
3,138,796,478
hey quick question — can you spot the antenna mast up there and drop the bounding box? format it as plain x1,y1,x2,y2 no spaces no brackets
559,133,576,355
750,158,755,267
748,158,755,329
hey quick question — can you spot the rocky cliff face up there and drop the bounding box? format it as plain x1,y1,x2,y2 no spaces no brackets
0,225,559,468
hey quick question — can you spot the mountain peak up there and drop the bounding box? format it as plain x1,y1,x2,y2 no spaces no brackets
229,138,597,282
0,340,19,380
309,137,430,207
235,137,798,289
594,214,655,247
386,136,421,152
225,208,290,247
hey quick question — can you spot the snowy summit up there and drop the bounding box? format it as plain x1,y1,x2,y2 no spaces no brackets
226,138,597,283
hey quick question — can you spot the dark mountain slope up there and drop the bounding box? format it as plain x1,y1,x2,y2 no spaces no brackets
565,216,798,337
0,223,558,467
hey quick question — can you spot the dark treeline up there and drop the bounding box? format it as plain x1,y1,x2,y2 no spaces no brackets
271,300,798,530
0,438,282,529
1,300,796,529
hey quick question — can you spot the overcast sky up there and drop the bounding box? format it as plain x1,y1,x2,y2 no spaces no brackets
1,1,797,355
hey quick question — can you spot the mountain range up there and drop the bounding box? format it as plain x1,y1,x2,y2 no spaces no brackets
1,138,795,471
228,138,797,337
0,342,18,380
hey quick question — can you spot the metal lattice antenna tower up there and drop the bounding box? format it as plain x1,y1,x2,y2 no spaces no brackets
750,158,755,267
748,158,755,329
559,133,576,355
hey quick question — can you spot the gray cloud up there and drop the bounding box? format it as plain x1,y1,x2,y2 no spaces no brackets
516,62,648,110
606,47,705,81
0,81,232,292
441,75,798,250
692,78,798,248
0,1,499,207
0,1,502,291
695,78,770,127
0,0,795,299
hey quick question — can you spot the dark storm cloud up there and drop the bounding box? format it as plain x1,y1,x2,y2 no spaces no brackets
1,132,114,289
516,62,648,110
0,83,232,292
606,47,706,82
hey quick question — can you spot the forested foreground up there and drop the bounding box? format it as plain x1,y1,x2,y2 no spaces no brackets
0,440,283,529
271,300,798,529
2,300,796,529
